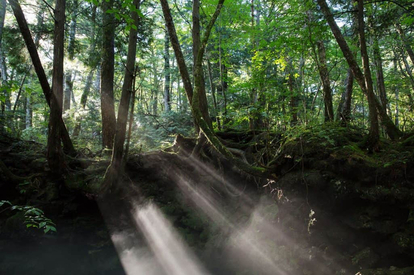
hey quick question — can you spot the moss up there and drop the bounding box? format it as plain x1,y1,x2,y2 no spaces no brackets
392,232,414,250
352,247,379,268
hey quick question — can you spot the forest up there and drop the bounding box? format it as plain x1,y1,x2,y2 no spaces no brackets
0,0,414,274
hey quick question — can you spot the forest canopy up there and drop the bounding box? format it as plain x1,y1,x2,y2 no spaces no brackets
0,0,413,172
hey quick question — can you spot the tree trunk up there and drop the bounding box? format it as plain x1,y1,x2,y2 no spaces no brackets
161,0,268,177
100,0,116,149
338,68,354,122
287,59,299,126
192,0,212,130
397,54,414,111
373,34,388,114
25,91,32,128
316,0,402,141
357,0,379,147
0,0,5,57
48,0,66,175
124,81,137,164
102,0,141,191
163,27,171,112
9,0,76,155
63,0,77,113
72,69,94,138
0,0,6,122
396,23,414,66
207,58,221,130
316,40,334,122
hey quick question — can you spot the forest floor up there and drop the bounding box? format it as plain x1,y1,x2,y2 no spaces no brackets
1,126,414,275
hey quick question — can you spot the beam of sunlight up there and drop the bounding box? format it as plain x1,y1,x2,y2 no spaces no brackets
133,203,210,275
186,154,255,204
110,231,165,275
173,173,289,275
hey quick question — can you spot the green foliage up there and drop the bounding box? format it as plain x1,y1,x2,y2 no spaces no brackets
132,110,194,150
0,200,56,234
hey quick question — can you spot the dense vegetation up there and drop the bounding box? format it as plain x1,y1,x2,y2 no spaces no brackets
0,0,414,274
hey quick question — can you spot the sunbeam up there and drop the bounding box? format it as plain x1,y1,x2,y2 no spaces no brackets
172,171,289,275
110,231,165,275
133,203,210,275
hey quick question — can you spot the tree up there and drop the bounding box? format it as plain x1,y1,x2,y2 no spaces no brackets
163,27,171,112
161,0,268,177
316,0,402,144
192,0,211,130
63,0,78,113
102,0,141,190
100,0,117,149
8,0,76,156
47,0,66,175
316,40,334,122
0,0,9,132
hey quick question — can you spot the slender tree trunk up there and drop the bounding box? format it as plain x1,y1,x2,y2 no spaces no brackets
357,0,379,146
396,54,414,111
163,27,171,112
63,0,77,113
9,0,75,155
100,0,116,149
0,0,5,59
396,23,414,65
72,69,94,138
0,0,7,132
12,73,27,115
124,80,137,164
25,92,32,128
151,53,159,115
161,0,193,104
219,56,228,123
103,0,140,191
207,58,221,130
395,89,399,127
338,68,354,122
73,5,98,138
316,40,334,122
316,0,401,141
48,0,66,175
373,34,388,114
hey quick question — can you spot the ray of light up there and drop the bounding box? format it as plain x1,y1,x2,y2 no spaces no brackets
110,231,166,275
132,203,210,275
186,154,256,204
172,172,289,275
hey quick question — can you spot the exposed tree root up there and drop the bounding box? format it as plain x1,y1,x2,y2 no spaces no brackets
0,160,42,184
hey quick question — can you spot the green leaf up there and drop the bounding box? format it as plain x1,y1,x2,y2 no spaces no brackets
0,200,12,207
